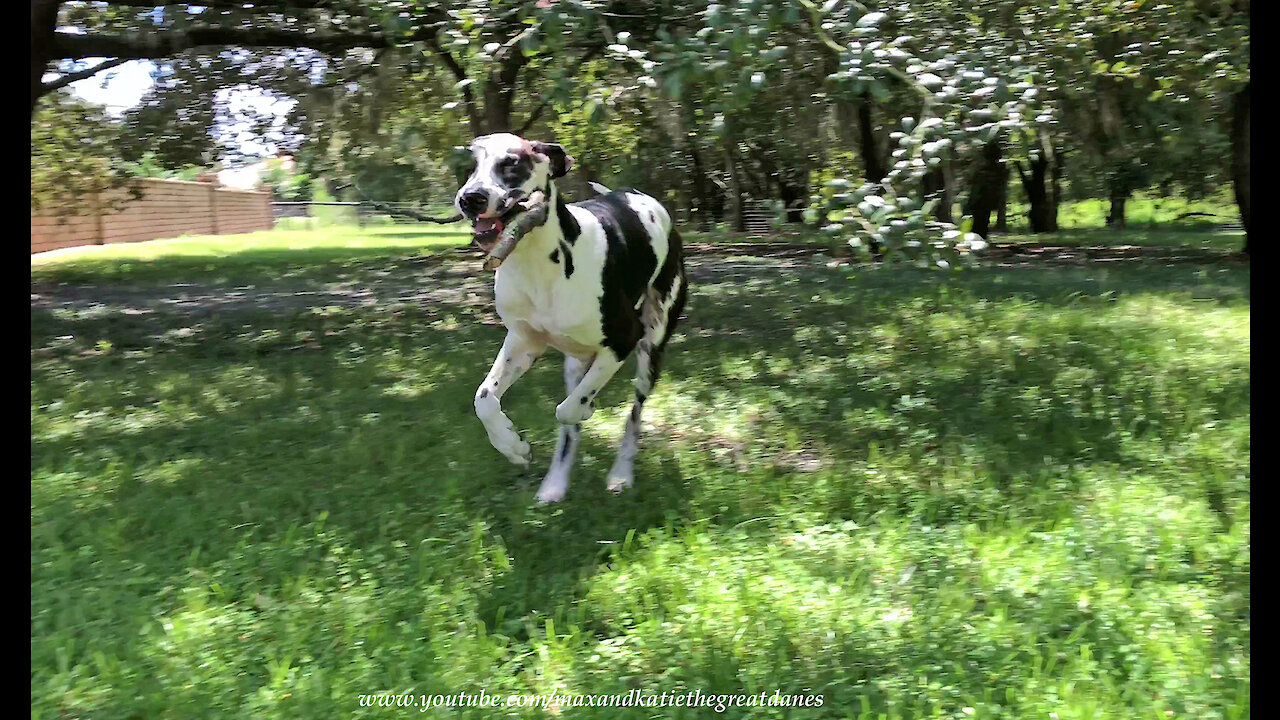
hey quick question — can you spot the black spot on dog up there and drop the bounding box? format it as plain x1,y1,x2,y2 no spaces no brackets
580,397,588,404
497,153,533,189
556,193,580,246
559,430,574,460
480,388,489,398
559,240,575,279
550,249,559,263
653,227,683,300
577,190,658,360
635,390,647,403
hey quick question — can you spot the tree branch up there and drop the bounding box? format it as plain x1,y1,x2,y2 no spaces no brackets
515,43,604,135
425,33,482,135
41,57,129,93
98,1,351,9
49,22,444,60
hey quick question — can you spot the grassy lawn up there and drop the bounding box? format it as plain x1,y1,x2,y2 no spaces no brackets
31,224,473,285
32,226,1248,719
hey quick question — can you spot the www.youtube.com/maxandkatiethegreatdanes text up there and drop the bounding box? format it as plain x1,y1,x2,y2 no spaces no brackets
357,689,825,713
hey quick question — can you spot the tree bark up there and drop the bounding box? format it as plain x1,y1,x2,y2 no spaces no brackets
965,138,1003,239
856,99,888,183
1106,186,1128,229
922,165,954,223
1230,81,1250,254
995,162,1009,232
753,142,808,224
1016,147,1059,233
722,134,745,232
779,179,807,224
480,47,527,134
31,0,63,120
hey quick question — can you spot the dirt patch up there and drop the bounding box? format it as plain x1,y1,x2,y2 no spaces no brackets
983,243,1248,266
31,245,1245,317
30,254,817,317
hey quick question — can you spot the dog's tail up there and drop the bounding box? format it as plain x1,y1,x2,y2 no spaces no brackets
588,181,612,195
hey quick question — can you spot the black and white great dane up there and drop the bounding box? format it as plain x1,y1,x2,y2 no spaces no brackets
455,133,688,503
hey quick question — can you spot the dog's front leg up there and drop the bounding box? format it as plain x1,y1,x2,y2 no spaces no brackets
474,331,545,466
555,350,626,426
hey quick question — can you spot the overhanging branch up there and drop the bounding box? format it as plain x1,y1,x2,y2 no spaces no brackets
49,22,444,61
41,57,130,93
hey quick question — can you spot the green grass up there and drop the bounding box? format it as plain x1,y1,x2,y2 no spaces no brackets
32,227,1249,719
683,192,1243,250
31,224,472,285
1007,191,1240,231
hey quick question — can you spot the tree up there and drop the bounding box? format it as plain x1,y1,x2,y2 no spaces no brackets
1230,81,1249,253
33,1,623,134
31,91,140,217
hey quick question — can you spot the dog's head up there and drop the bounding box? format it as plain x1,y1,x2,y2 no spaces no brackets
455,133,573,251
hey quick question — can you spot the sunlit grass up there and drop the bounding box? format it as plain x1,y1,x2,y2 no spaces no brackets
1007,190,1241,230
31,224,473,284
32,229,1248,719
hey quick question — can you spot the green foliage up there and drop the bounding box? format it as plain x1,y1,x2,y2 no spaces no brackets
38,0,1249,249
32,229,1249,718
260,157,316,202
121,151,216,182
31,92,139,217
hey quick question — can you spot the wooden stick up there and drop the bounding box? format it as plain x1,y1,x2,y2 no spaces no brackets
482,190,550,271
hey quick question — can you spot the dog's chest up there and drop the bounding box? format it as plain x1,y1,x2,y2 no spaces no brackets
492,233,606,353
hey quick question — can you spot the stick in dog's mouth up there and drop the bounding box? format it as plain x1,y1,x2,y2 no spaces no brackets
476,190,550,271
471,195,524,252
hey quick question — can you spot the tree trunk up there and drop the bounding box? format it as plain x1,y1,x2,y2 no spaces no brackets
1017,148,1059,233
722,135,745,232
657,95,713,230
777,175,808,223
922,165,954,223
482,77,515,133
686,141,714,230
754,144,808,225
1106,186,1128,229
856,99,888,183
31,0,63,119
965,139,1003,238
1230,81,1250,254
995,163,1009,232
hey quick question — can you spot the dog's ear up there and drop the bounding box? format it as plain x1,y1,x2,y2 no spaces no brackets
531,142,574,179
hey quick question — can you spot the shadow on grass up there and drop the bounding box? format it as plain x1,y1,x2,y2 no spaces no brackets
31,304,696,646
31,229,475,286
30,251,1250,716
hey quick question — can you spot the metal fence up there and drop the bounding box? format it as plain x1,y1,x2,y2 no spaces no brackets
271,201,461,229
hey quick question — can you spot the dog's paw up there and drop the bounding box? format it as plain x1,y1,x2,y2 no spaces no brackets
605,465,634,494
555,396,595,425
487,431,531,467
535,477,568,504
502,439,532,467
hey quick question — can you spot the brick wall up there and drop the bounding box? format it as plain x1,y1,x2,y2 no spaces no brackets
31,178,274,254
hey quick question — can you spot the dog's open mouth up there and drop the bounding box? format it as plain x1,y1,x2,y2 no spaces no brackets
471,200,524,253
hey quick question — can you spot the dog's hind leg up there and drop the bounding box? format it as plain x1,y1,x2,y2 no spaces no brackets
474,330,545,467
536,354,592,504
607,276,687,493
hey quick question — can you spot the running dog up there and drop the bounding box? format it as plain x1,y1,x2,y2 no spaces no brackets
455,133,688,503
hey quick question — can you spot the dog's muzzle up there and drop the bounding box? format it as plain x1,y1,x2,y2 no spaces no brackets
469,192,526,252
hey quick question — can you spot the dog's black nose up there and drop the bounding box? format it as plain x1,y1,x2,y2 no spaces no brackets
460,189,488,216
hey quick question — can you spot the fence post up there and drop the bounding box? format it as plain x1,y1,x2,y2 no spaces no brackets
209,182,220,235
93,191,105,245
